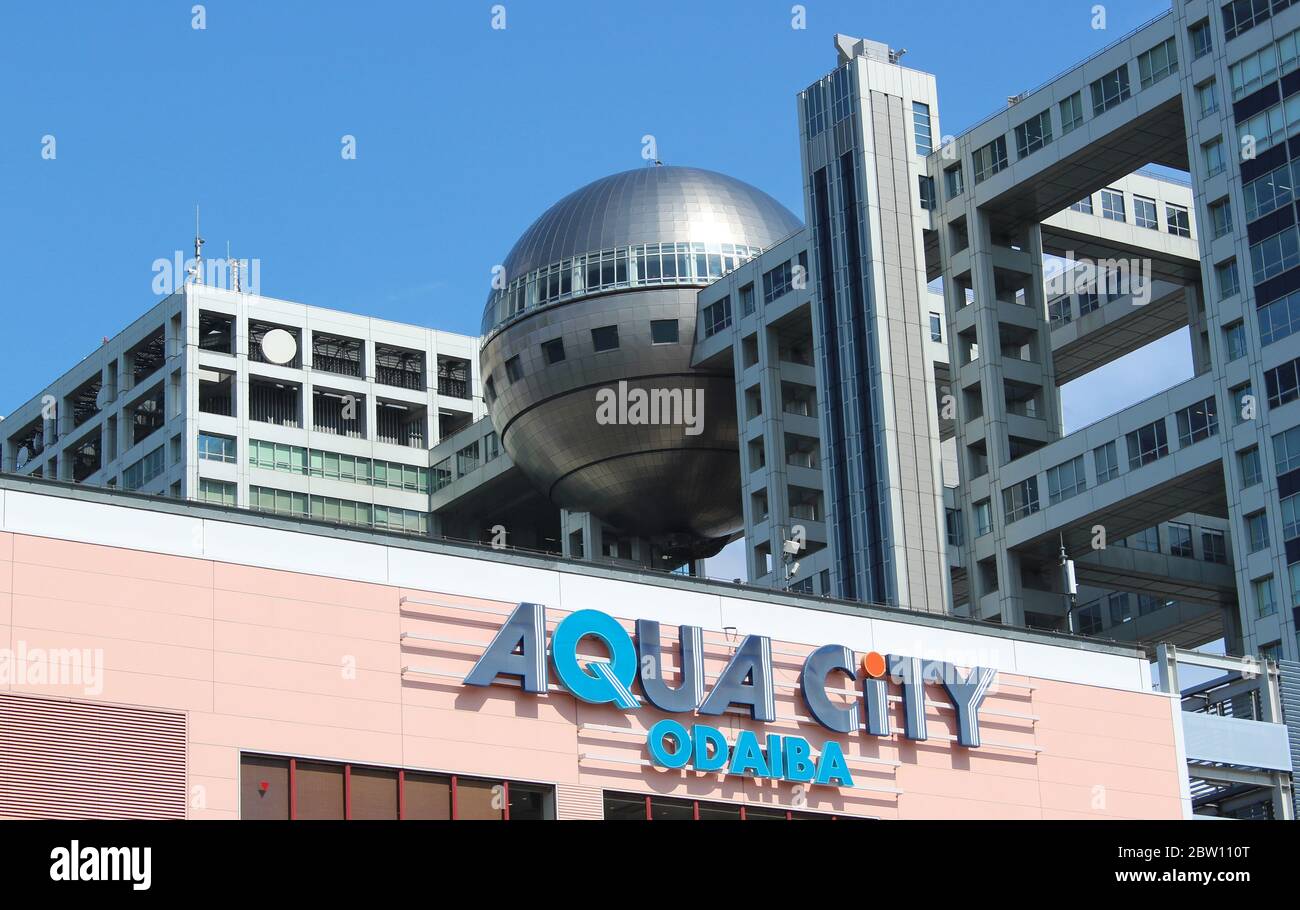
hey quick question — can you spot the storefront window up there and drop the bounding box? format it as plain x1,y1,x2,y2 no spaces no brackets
602,790,843,820
239,754,554,820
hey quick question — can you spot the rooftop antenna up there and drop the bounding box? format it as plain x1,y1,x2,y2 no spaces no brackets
227,240,241,292
189,205,205,286
1058,532,1078,633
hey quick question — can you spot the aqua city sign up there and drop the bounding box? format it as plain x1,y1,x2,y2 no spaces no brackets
464,604,998,790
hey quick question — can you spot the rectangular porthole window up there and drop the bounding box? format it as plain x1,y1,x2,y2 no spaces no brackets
541,338,565,364
591,325,619,352
650,319,679,344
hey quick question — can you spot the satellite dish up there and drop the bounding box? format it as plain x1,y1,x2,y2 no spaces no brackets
260,328,298,365
16,446,30,469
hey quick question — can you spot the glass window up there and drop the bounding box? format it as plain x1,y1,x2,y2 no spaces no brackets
1166,204,1191,237
1208,199,1232,239
739,283,756,316
1002,476,1040,523
1253,575,1277,618
912,101,932,155
1108,592,1132,625
1046,455,1086,504
591,325,619,352
1070,195,1094,214
944,164,964,199
1265,357,1300,407
805,81,827,137
651,319,679,344
1274,425,1300,473
1175,396,1219,446
929,313,942,342
1059,92,1084,134
1077,602,1102,636
701,298,732,338
1094,441,1120,483
1126,420,1168,469
1216,259,1240,299
1234,100,1289,154
1137,37,1178,89
918,175,936,210
971,136,1008,184
1250,226,1300,283
1202,138,1225,178
1168,522,1194,558
1241,446,1263,487
1244,163,1293,221
1191,19,1213,59
1232,382,1256,425
1202,529,1228,564
1282,492,1300,540
974,499,992,537
1196,79,1218,119
1262,290,1300,347
763,260,795,303
541,338,565,364
1100,189,1126,222
1246,512,1270,552
1090,65,1131,115
198,432,237,463
1014,109,1052,158
1133,195,1158,229
198,478,236,507
1224,0,1287,46
1126,526,1162,553
1224,321,1247,361
504,355,523,383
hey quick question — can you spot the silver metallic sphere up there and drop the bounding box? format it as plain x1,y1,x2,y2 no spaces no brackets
481,165,802,557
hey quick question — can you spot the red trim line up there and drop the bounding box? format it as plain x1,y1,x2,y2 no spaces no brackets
344,764,352,820
288,759,297,820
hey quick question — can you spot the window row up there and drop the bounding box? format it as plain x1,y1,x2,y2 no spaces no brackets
1249,225,1300,284
248,485,429,535
122,446,165,491
243,437,433,492
240,754,554,820
1234,93,1300,157
1223,0,1295,44
481,241,762,335
1229,22,1300,100
603,790,838,820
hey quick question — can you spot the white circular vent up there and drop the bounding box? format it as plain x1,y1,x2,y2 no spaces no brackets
260,328,298,365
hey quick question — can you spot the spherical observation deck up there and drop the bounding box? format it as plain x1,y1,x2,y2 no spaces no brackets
480,165,802,558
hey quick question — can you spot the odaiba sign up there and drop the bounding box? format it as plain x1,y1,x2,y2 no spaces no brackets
464,604,998,790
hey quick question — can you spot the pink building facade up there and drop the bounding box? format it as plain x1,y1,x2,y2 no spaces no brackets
0,482,1192,820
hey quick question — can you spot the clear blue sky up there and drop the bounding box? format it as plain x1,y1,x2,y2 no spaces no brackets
1,0,1173,417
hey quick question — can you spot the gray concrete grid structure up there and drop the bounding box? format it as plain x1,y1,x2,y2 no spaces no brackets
10,2,1300,681
1,284,484,537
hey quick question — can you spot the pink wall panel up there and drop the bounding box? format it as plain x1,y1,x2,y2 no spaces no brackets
0,531,1187,820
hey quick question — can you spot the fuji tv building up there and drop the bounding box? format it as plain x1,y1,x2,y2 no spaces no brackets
3,8,1300,821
